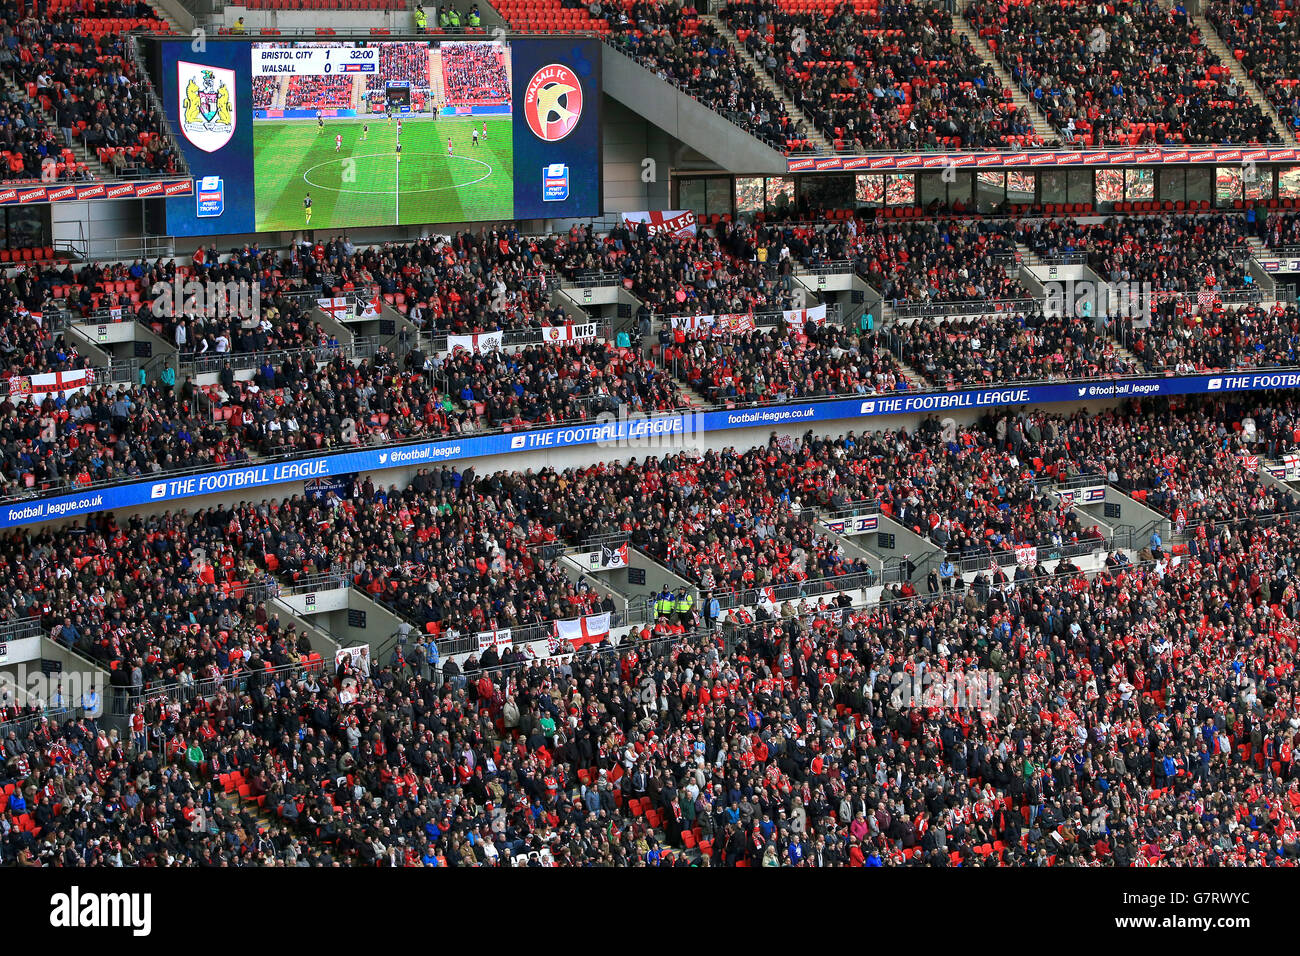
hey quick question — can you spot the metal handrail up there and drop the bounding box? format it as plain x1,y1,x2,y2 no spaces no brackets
1033,472,1107,492
944,534,1115,577
712,569,878,614
184,342,360,377
887,297,1040,319
110,657,329,717
379,597,653,657
423,320,613,355
0,615,44,641
562,273,626,289
817,498,882,523
796,261,857,276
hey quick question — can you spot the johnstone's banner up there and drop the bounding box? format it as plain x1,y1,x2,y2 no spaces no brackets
5,370,1300,529
786,145,1300,174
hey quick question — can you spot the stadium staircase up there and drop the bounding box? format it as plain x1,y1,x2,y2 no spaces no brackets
703,13,835,154
1246,234,1277,260
145,1,185,35
1189,7,1300,148
951,3,1058,147
32,98,108,181
1013,239,1044,269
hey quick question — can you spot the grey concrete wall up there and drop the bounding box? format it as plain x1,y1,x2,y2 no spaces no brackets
602,549,692,607
861,513,944,581
323,591,408,664
1076,487,1170,544
269,597,342,660
601,43,787,176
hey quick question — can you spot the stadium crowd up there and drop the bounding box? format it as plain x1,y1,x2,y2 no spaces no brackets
5,394,1300,865
1018,214,1256,292
1206,0,1300,139
282,76,354,111
891,312,1136,387
442,340,687,427
9,0,1300,873
1121,301,1300,374
665,321,912,403
851,219,1029,305
608,2,813,152
723,0,1048,151
967,0,1280,145
439,42,507,104
0,0,177,179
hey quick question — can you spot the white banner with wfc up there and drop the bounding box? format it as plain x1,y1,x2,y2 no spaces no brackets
539,322,601,345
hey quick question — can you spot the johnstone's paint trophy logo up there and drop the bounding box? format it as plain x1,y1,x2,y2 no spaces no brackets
524,64,583,142
178,61,235,152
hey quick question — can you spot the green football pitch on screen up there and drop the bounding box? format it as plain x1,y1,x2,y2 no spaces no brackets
253,116,514,230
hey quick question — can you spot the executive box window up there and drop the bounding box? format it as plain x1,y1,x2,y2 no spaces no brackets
3,206,46,251
734,175,803,218
1280,166,1300,200
1215,165,1274,205
1187,166,1213,204
856,174,883,206
800,173,855,210
736,176,764,217
1096,168,1124,205
676,176,733,218
918,171,973,209
1039,168,1093,205
884,173,915,206
1006,171,1035,205
976,170,1005,213
856,173,917,206
1125,168,1154,201
766,176,795,215
1156,167,1213,204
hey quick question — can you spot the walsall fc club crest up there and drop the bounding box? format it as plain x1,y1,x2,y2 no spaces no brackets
524,64,584,142
178,61,235,152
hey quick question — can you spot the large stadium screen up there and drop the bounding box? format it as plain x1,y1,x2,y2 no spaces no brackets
158,37,601,235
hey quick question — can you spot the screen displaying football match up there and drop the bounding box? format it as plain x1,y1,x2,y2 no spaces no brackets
157,37,601,236
251,40,515,230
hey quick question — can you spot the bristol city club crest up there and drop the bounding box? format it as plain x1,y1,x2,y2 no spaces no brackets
178,61,235,152
524,64,584,142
